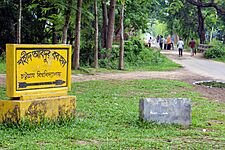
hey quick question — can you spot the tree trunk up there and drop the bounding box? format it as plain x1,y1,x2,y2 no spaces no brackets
62,0,73,44
73,0,83,70
105,0,116,58
94,0,99,68
17,0,22,44
52,23,58,44
197,6,205,44
210,26,214,42
118,4,124,70
101,0,108,49
223,34,225,44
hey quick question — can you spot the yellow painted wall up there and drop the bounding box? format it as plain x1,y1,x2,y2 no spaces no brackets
0,96,76,123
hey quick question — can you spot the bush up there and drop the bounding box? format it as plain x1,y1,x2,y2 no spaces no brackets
99,47,119,69
0,50,6,63
137,48,163,63
151,50,164,64
204,45,225,59
98,36,166,69
124,36,145,61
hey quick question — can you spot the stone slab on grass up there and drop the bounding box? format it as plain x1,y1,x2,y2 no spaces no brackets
139,98,191,126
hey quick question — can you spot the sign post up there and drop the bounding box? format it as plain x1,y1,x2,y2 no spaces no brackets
0,44,76,123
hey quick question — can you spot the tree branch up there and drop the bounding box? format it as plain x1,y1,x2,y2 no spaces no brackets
186,0,225,15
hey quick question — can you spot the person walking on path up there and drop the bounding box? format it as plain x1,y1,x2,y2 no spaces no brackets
164,37,167,50
171,35,175,50
177,38,184,57
148,37,152,47
189,38,196,56
159,35,164,50
156,35,160,43
166,35,172,50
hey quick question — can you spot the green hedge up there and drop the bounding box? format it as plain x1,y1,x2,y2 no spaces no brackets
204,44,225,59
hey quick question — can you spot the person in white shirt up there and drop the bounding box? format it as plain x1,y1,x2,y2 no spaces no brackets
163,38,167,50
177,38,184,57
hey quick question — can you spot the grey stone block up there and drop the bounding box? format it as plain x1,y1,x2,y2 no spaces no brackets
139,98,191,126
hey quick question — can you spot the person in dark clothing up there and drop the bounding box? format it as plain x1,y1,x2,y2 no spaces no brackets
159,35,163,50
189,38,196,56
148,37,152,47
156,35,160,43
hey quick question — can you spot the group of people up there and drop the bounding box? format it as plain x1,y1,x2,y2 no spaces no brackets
155,35,196,57
157,35,174,50
147,34,197,57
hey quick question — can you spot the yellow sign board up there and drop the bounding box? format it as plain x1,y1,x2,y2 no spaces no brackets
6,44,72,98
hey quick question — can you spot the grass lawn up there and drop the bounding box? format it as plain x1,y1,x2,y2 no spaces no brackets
0,79,225,149
72,67,125,75
125,54,181,71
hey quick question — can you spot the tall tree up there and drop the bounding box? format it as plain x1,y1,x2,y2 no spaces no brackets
118,0,125,70
186,0,225,43
94,0,99,68
17,0,22,44
105,0,116,58
101,0,108,49
73,0,83,70
62,0,73,44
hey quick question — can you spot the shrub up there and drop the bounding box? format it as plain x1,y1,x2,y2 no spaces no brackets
151,50,164,64
124,36,148,64
0,50,6,63
99,47,120,69
99,36,165,69
204,45,225,59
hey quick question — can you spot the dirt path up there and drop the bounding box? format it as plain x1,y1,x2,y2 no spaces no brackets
72,69,208,84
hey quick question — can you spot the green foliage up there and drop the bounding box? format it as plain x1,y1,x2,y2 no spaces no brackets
137,48,163,64
155,0,199,41
167,0,184,15
98,37,167,69
124,37,145,62
124,37,165,65
204,44,225,59
0,51,5,63
0,63,6,74
149,21,169,37
210,39,224,46
151,50,164,64
98,47,119,69
0,52,6,74
124,0,155,32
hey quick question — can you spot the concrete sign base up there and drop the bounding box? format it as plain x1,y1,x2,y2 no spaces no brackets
0,96,76,123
